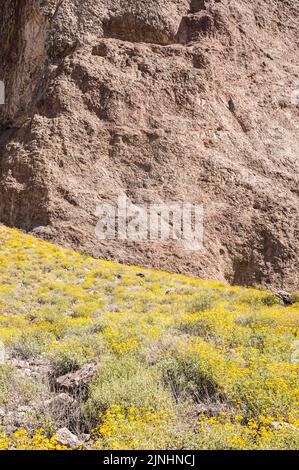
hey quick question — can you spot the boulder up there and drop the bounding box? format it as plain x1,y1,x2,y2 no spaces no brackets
56,364,98,392
55,428,83,450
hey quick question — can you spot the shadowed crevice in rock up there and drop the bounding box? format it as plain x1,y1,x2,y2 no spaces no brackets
189,0,207,13
177,13,214,44
103,14,176,45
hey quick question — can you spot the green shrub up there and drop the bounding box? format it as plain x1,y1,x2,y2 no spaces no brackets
47,336,94,376
11,330,55,360
0,365,44,405
161,357,220,403
186,292,214,313
85,355,173,418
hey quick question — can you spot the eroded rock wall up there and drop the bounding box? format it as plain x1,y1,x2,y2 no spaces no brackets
0,0,298,290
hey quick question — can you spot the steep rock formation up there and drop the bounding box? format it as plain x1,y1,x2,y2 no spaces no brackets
0,0,298,289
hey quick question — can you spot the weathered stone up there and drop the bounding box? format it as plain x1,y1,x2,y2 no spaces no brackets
56,364,98,391
55,428,83,449
44,393,75,408
276,290,296,306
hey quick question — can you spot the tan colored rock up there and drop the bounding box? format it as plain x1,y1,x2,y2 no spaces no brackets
0,1,298,290
55,427,82,449
56,364,98,391
44,393,75,408
275,290,296,306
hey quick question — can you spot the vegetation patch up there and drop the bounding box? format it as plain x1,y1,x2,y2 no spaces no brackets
0,225,298,449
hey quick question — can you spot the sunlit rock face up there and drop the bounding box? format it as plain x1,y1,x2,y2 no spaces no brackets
0,0,298,290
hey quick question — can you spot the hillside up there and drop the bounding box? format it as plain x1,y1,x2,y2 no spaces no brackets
0,225,298,449
0,0,298,290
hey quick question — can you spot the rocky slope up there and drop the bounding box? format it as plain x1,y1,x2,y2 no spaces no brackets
0,225,298,449
0,0,298,290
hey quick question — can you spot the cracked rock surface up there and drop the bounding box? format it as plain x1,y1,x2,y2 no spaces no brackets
0,0,298,290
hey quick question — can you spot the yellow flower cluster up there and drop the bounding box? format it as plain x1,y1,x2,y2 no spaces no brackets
104,326,139,355
197,413,299,450
0,429,69,450
92,405,172,450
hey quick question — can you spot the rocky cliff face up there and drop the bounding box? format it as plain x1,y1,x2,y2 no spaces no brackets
0,0,298,290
